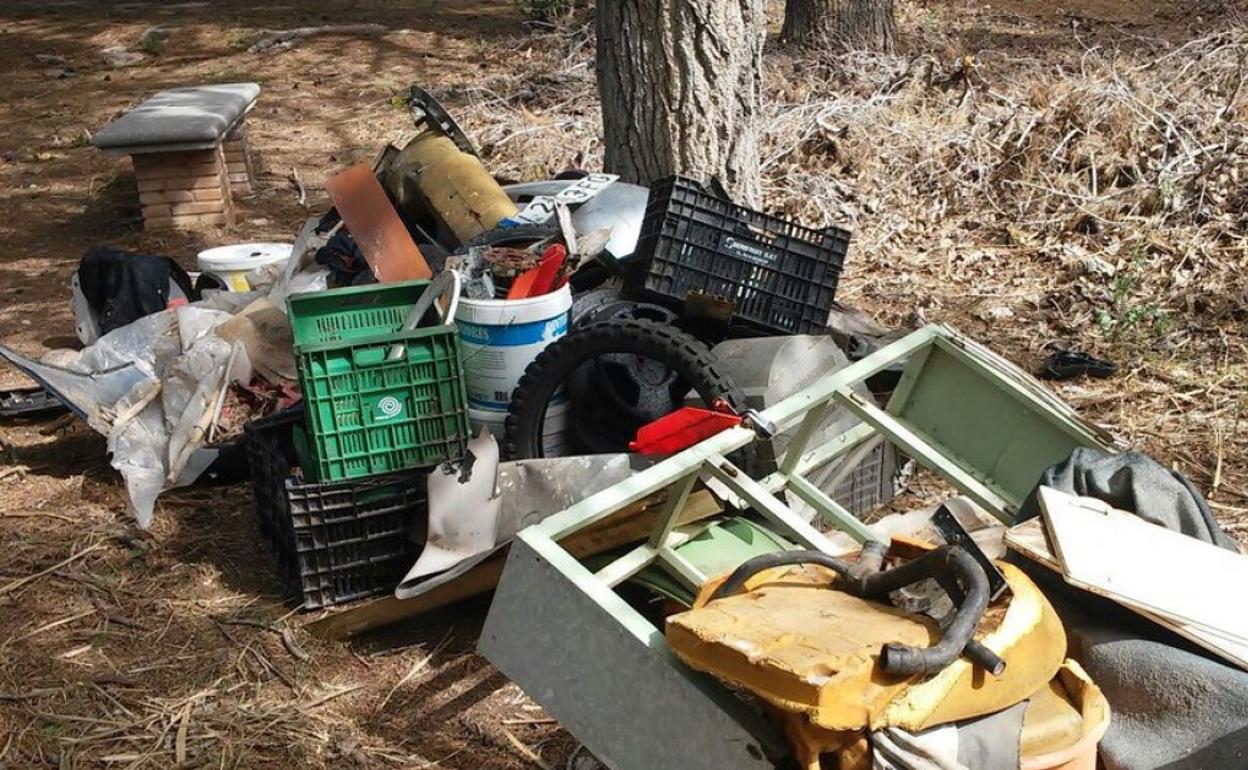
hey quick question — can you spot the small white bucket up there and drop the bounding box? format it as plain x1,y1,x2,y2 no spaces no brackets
197,243,293,292
455,285,572,410
469,402,571,457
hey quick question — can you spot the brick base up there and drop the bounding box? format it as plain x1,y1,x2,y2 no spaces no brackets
223,120,257,195
132,147,234,230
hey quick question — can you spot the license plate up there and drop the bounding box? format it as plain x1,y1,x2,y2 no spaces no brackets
502,173,619,227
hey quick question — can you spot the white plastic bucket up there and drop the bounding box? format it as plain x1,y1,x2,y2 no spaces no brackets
469,402,571,457
455,285,573,410
197,243,293,291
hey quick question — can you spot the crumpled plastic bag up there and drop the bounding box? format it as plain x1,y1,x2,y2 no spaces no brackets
0,229,331,526
97,306,248,527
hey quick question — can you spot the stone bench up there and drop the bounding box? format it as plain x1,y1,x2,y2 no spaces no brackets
92,83,260,230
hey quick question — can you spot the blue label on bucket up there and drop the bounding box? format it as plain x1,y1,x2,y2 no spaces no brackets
458,313,569,347
469,392,568,411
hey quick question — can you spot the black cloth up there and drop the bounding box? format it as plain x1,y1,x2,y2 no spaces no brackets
76,246,196,336
1016,446,1237,551
314,229,376,288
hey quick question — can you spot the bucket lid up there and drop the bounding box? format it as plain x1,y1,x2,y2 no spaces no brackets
197,243,293,272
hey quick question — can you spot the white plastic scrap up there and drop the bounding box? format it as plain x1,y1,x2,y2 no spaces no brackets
95,306,252,527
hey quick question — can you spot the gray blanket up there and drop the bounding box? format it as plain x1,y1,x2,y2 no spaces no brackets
1012,448,1247,769
1017,447,1238,551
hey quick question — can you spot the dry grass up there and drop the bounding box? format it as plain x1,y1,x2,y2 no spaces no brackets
0,450,558,769
450,11,1248,539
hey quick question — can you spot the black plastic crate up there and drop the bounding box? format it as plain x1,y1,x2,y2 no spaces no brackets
244,408,427,610
633,176,850,335
244,408,300,549
286,472,425,610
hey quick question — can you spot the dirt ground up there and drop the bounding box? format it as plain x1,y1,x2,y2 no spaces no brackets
0,0,1245,768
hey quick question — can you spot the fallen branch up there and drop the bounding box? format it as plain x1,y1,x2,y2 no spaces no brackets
305,683,366,709
248,24,387,54
0,510,76,523
220,617,311,663
280,627,310,662
502,728,554,770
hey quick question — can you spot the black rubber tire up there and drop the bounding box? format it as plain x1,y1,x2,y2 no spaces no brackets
504,319,751,465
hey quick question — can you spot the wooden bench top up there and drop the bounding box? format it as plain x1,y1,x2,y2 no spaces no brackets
92,82,260,154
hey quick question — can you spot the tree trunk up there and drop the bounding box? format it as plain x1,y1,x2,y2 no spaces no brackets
596,0,766,206
781,0,896,53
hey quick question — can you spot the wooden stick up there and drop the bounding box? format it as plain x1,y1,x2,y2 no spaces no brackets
0,543,102,596
0,465,30,482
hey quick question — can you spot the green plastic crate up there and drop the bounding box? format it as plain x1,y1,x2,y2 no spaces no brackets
288,281,470,482
288,280,435,348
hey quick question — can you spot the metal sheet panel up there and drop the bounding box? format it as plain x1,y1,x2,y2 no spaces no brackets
479,534,782,770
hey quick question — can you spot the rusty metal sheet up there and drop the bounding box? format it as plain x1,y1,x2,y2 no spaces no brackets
325,163,431,282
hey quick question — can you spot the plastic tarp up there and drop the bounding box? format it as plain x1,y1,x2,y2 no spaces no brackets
394,454,637,600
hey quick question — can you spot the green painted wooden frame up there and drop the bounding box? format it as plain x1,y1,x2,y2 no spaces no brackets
520,323,1111,600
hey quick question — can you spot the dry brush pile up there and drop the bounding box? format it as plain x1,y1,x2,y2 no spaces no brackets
457,23,1247,349
764,28,1248,353
451,19,1248,533
758,26,1248,531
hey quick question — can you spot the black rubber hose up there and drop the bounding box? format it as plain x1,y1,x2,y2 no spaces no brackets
848,540,887,582
707,545,995,679
709,550,860,603
934,572,1007,676
710,540,888,602
504,319,751,466
568,260,611,293
870,547,990,678
962,638,1006,676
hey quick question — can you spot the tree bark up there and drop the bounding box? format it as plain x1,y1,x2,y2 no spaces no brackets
781,0,897,53
596,0,766,206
